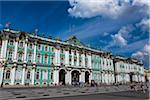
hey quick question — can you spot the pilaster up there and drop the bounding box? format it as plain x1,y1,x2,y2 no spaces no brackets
0,35,9,60
81,52,85,67
71,50,74,66
33,41,37,64
65,68,72,85
76,51,79,67
53,67,59,85
31,65,36,85
23,38,28,63
21,64,26,85
13,37,19,62
65,49,69,67
10,65,16,85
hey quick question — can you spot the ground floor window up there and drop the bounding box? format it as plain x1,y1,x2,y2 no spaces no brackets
6,70,10,79
27,71,30,79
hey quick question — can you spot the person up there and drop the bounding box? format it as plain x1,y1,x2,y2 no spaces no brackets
141,83,146,93
130,83,134,90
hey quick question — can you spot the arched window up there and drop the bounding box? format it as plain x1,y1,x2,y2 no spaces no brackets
6,70,10,79
27,71,30,79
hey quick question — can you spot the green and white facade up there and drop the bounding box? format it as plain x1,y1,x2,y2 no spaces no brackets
0,29,145,87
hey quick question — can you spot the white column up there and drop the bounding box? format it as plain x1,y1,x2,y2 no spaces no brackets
33,42,37,64
31,67,35,85
24,41,28,63
71,50,74,66
102,72,104,83
66,69,71,84
88,54,92,68
80,70,85,83
0,39,8,59
89,72,92,83
65,50,69,66
0,40,5,59
76,51,79,67
21,66,26,85
111,74,114,84
11,67,16,85
108,74,111,84
13,38,19,62
105,73,108,84
53,69,59,85
0,67,4,86
82,53,85,67
56,48,60,66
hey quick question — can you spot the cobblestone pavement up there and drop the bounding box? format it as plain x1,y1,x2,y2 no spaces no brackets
39,91,149,100
0,85,149,100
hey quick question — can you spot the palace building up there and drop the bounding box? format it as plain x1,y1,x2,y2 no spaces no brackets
0,28,145,87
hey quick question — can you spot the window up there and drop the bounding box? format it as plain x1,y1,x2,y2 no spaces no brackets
18,52,23,62
9,40,13,45
51,72,53,81
45,54,48,64
29,43,33,49
36,71,39,80
51,56,54,65
28,52,32,62
19,41,23,47
51,47,54,52
38,44,41,50
8,50,13,61
27,71,30,79
37,53,41,63
74,51,76,55
69,49,71,54
61,49,63,53
45,46,48,51
5,70,10,79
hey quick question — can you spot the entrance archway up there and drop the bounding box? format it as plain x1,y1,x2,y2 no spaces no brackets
85,71,90,84
71,70,80,84
129,72,133,83
59,69,66,85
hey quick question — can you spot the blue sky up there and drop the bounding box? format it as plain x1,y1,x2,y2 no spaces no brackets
0,0,149,68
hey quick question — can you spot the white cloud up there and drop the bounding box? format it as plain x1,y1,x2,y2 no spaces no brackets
118,25,135,39
110,24,135,47
132,51,144,59
111,33,127,47
136,18,150,32
143,44,150,54
68,0,150,18
68,0,130,18
132,44,150,67
103,32,109,36
0,24,3,29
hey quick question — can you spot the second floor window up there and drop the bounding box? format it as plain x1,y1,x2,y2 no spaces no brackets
45,46,48,51
28,52,32,62
51,56,54,65
9,40,13,45
19,41,23,47
45,54,48,64
8,50,13,61
37,53,41,63
18,52,23,61
51,47,54,52
28,43,33,49
38,44,41,50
